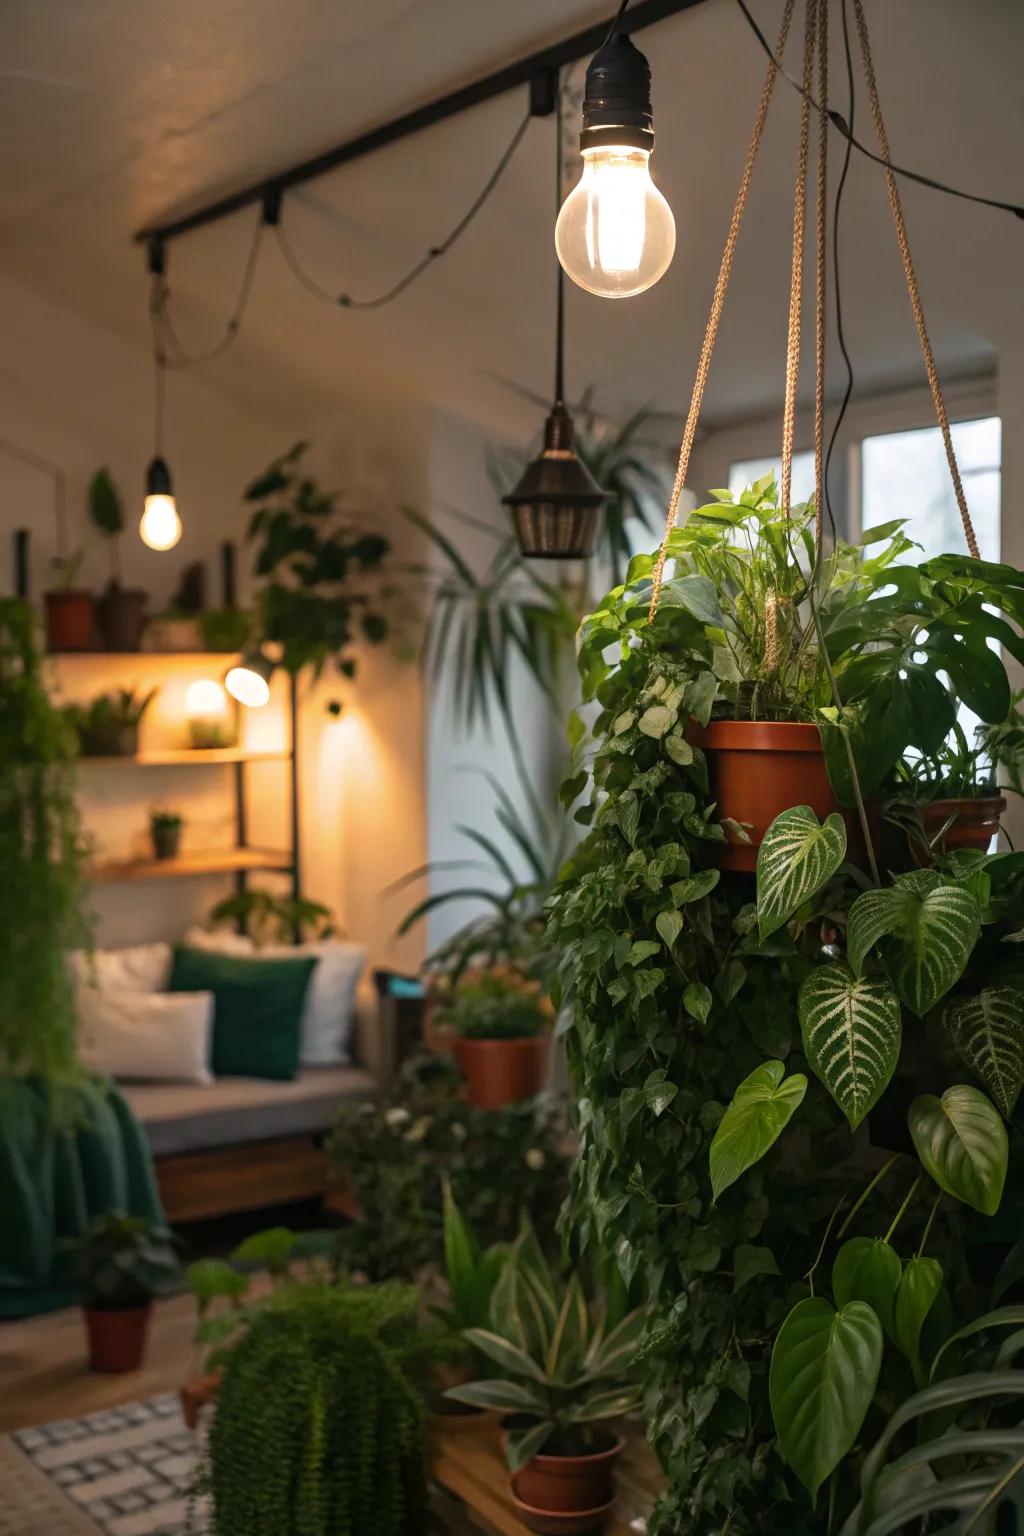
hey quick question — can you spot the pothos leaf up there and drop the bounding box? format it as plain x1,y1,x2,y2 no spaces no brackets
798,963,902,1129
709,1060,807,1202
908,1085,1008,1216
943,987,1024,1118
832,1238,902,1339
756,806,848,940
892,1255,944,1383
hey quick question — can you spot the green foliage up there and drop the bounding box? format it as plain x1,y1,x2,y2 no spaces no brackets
207,887,335,944
63,687,156,754
755,805,847,940
327,1051,570,1280
88,466,125,581
446,1220,646,1468
446,974,547,1040
0,600,89,1079
65,1210,179,1310
201,1282,437,1536
908,1087,1008,1216
709,1061,807,1202
199,607,252,653
149,807,182,831
943,988,1024,1117
245,441,391,684
434,1179,509,1333
798,964,902,1130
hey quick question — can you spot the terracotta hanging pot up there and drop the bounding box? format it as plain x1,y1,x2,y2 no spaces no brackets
454,1035,549,1109
913,795,1006,864
44,590,96,652
84,1303,151,1373
701,720,858,872
510,1434,623,1534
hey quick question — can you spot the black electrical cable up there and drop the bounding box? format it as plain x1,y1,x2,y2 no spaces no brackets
276,106,533,311
158,214,265,370
604,0,633,45
822,0,856,543
733,0,1024,221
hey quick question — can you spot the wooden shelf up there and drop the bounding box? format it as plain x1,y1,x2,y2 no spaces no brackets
48,650,239,659
89,848,294,883
78,748,290,766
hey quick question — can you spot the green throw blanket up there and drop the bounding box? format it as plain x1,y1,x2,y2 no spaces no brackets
0,1074,164,1318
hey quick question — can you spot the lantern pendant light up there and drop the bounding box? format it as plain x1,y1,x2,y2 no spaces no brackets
504,79,609,560
140,241,183,551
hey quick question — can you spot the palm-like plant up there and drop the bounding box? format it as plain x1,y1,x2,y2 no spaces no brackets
444,1221,646,1470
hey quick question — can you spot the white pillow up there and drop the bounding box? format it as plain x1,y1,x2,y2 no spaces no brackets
183,927,365,1066
71,942,172,995
78,986,214,1085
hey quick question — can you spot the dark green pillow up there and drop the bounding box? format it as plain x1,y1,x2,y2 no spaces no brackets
167,947,316,1082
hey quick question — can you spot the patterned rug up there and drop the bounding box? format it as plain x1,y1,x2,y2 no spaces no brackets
3,1395,204,1536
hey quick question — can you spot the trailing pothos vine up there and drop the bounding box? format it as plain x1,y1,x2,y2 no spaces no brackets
549,489,1024,1535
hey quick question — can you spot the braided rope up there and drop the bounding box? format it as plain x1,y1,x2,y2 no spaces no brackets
647,0,797,621
813,0,828,547
780,0,817,517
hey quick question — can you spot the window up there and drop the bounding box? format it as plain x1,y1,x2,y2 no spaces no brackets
860,417,1001,561
728,453,816,505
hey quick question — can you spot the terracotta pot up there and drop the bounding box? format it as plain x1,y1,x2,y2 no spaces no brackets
181,1369,222,1430
512,1436,624,1523
701,720,856,872
97,583,147,651
511,1492,614,1535
914,796,1006,863
454,1034,549,1109
44,590,96,652
84,1303,151,1374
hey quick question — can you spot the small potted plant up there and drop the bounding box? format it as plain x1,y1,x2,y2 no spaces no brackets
150,807,183,859
427,1180,509,1430
64,686,156,756
446,1224,645,1534
90,467,148,650
446,972,551,1110
66,1211,179,1374
43,547,95,651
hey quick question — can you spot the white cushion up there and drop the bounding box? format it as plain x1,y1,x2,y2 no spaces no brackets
78,986,214,1085
184,927,365,1066
71,942,172,994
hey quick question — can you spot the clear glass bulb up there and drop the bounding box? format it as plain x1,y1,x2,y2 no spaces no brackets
140,493,182,551
555,145,676,299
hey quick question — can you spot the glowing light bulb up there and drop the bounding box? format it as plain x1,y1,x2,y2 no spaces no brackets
556,145,675,299
225,653,273,709
186,678,234,748
140,456,181,550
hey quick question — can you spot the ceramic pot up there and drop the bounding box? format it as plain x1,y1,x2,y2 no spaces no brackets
84,1303,151,1374
44,590,96,652
512,1436,623,1531
151,823,182,860
915,796,1006,862
454,1034,549,1109
97,583,147,651
81,722,139,758
181,1369,222,1430
701,720,854,872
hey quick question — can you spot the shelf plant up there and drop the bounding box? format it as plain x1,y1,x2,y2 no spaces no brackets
442,972,551,1110
90,467,147,650
207,887,335,943
65,1210,179,1373
63,686,156,757
149,807,182,860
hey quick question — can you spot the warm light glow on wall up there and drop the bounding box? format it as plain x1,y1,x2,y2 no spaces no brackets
186,678,233,748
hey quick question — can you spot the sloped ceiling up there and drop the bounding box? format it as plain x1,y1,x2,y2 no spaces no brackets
0,0,1020,438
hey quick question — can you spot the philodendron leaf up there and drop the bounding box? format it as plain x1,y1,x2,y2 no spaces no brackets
832,1238,902,1338
709,1060,806,1202
757,806,848,940
909,1085,1008,1216
769,1297,883,1501
892,1256,944,1384
799,963,902,1129
888,871,981,1017
943,987,1024,1118
846,887,900,978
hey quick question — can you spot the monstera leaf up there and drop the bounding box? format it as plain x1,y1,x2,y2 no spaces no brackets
909,1085,1008,1216
849,871,980,1017
709,1060,807,1202
799,963,902,1129
757,807,848,940
943,987,1024,1118
832,1238,902,1338
770,1297,883,1501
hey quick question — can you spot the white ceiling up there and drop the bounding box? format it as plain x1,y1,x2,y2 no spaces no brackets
0,0,1021,440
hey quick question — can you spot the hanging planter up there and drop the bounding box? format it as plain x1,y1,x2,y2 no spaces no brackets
915,794,1006,862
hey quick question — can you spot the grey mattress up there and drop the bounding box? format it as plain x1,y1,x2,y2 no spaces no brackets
123,1065,375,1157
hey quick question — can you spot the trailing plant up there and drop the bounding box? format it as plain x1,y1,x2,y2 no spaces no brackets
207,887,335,944
66,1211,179,1310
199,1281,444,1536
328,1050,569,1280
245,441,391,690
0,599,90,1079
445,1218,647,1469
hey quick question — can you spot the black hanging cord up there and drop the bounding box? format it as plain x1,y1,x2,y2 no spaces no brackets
554,78,566,405
147,261,168,454
822,0,856,543
733,0,1024,221
603,0,633,45
276,105,533,311
159,213,266,369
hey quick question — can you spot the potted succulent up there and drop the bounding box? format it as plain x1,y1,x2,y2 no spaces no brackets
446,1223,645,1534
64,686,156,756
90,467,148,651
65,1211,179,1373
149,807,183,859
446,972,551,1110
43,547,95,652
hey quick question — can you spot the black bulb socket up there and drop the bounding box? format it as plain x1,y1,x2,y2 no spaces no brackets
580,33,655,154
145,456,173,497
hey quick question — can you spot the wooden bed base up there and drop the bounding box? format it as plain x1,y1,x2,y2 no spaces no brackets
155,1135,330,1223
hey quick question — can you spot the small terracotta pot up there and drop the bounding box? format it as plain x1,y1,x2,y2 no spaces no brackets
454,1034,549,1109
914,796,1006,863
511,1492,614,1535
97,583,147,651
701,719,856,872
512,1437,624,1523
84,1303,151,1374
181,1369,222,1430
44,590,96,652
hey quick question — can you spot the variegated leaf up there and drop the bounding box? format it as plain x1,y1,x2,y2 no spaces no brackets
847,888,900,977
799,963,902,1129
943,988,1024,1118
757,806,848,940
887,871,981,1017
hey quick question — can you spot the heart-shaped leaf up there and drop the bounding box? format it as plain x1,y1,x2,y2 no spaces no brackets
655,909,684,950
846,887,900,977
799,963,902,1129
909,1085,1008,1216
887,871,981,1017
757,806,848,940
832,1238,902,1338
892,1255,944,1383
709,1060,806,1202
770,1297,883,1501
943,987,1024,1118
